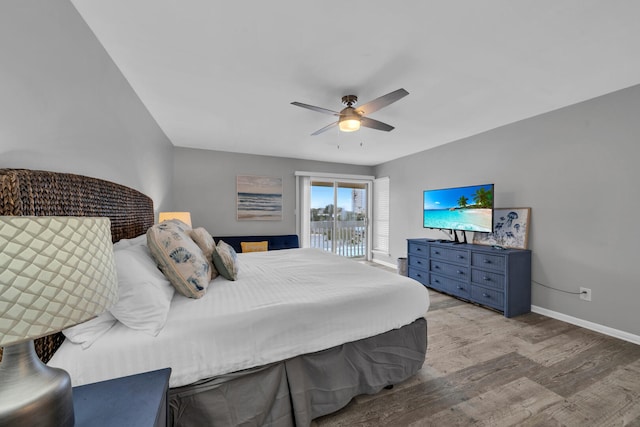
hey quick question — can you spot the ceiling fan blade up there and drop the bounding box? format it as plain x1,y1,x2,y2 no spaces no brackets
291,102,339,116
360,117,395,132
311,121,338,136
355,88,409,116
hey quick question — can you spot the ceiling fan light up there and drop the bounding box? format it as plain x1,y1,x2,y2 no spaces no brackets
339,117,361,132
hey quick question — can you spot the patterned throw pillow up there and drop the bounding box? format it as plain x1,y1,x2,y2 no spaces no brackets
213,240,239,280
240,241,268,253
189,227,219,279
161,218,191,231
147,221,211,298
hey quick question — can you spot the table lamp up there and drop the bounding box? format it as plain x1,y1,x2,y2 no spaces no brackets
0,216,118,427
159,211,192,227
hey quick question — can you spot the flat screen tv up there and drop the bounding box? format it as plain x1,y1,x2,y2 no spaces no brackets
423,184,494,233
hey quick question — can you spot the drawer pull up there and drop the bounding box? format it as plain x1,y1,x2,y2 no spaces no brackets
482,293,490,298
483,276,491,281
417,260,422,265
457,255,464,259
434,251,440,255
457,286,464,290
434,265,440,269
417,247,422,251
417,273,422,278
483,259,491,264
434,279,439,283
457,270,463,275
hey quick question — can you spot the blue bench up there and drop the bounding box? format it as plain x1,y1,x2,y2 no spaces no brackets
212,234,300,253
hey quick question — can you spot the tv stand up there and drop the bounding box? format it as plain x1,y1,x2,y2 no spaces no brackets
451,229,467,244
407,239,531,318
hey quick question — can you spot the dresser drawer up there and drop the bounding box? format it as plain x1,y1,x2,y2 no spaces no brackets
430,260,469,281
428,273,446,293
471,286,505,311
471,269,506,290
471,252,506,272
430,246,469,265
409,255,429,270
408,268,429,286
431,274,470,299
408,241,429,257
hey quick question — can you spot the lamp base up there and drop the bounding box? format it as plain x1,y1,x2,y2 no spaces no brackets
0,340,74,427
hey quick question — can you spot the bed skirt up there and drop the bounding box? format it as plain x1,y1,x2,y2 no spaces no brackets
168,317,427,427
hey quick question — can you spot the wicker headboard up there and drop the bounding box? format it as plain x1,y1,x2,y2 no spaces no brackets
0,168,155,362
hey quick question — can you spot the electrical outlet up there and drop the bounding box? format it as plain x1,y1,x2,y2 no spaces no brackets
580,287,592,301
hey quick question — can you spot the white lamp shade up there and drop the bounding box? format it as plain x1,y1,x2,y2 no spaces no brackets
159,211,192,227
338,108,361,132
0,217,118,346
338,118,361,132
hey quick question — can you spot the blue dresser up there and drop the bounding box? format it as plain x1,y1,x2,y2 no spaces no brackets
407,239,531,317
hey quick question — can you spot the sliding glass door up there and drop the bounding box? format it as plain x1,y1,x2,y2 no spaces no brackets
310,180,369,258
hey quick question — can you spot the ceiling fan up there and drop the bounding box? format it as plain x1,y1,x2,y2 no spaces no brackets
291,88,409,136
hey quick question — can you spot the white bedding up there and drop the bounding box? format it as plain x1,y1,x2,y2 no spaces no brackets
48,248,430,388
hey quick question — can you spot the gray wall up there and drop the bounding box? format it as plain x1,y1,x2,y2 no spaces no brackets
0,0,174,213
173,148,373,235
375,84,640,336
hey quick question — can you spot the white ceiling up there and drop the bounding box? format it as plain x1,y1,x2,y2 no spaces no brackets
71,1,640,166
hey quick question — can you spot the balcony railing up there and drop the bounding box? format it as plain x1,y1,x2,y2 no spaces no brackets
310,220,366,258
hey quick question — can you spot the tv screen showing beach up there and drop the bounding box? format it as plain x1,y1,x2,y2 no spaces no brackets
423,184,494,232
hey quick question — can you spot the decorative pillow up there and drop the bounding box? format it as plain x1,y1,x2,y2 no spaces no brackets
160,218,191,231
147,221,211,298
62,311,117,349
212,240,239,280
110,244,175,336
189,227,218,279
241,241,268,253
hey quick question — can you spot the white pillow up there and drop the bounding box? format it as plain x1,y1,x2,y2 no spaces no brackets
113,234,147,251
110,244,175,336
62,311,117,349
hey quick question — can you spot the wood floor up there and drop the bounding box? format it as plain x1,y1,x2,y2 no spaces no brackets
313,283,640,426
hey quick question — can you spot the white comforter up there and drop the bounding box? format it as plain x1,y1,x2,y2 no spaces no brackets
48,248,430,388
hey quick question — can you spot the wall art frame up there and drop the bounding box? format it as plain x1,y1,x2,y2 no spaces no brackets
236,175,283,221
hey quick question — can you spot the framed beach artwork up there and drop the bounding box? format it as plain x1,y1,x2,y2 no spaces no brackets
237,175,283,221
473,207,531,249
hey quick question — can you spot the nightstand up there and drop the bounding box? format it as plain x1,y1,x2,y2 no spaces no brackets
72,368,171,427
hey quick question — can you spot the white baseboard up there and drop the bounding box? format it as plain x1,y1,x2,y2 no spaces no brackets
370,259,397,269
531,305,640,345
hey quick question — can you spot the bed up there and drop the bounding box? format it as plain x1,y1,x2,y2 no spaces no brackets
0,168,429,427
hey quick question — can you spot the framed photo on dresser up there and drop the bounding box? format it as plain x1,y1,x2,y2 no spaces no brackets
473,207,531,249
